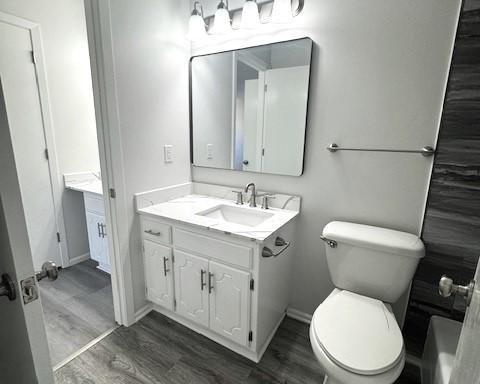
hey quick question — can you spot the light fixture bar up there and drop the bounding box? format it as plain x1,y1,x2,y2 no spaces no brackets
203,0,304,28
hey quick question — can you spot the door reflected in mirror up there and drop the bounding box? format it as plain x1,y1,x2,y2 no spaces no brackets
190,38,312,176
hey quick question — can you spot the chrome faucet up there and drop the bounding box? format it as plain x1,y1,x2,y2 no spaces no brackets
245,183,257,207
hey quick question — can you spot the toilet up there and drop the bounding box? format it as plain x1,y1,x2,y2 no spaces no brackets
310,221,425,384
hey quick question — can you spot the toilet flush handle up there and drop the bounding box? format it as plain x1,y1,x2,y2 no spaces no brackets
320,235,337,248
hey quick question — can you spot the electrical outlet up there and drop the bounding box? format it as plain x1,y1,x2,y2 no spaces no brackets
164,145,173,163
207,144,213,159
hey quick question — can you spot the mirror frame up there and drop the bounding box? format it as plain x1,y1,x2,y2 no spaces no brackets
189,37,314,176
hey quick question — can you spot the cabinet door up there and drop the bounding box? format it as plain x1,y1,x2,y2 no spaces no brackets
174,250,209,327
143,240,174,310
85,211,107,264
209,261,251,346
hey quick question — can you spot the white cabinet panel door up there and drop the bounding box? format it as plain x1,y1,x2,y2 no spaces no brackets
144,240,174,310
209,261,250,346
174,250,209,327
85,211,107,265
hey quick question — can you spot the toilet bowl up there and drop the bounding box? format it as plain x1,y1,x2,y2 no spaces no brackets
310,222,425,384
310,289,405,384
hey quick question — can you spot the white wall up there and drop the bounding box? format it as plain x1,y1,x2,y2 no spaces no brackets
106,0,191,311
0,0,101,263
191,0,461,317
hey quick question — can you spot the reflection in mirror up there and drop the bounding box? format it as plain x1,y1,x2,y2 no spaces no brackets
191,38,312,176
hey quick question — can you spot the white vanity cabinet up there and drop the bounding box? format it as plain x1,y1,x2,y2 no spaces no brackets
140,214,295,362
84,192,110,273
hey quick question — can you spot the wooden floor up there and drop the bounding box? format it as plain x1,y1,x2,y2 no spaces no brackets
55,310,420,383
39,259,115,366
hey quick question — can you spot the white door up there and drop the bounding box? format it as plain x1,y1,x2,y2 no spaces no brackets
242,79,261,172
0,20,62,271
0,80,54,383
85,211,108,266
174,250,209,327
143,240,174,310
209,261,250,346
449,261,480,383
262,65,310,176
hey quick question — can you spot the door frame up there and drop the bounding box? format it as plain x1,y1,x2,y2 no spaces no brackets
0,11,69,269
83,0,135,326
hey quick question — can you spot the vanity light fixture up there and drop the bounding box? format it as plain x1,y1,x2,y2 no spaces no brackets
271,0,294,23
187,1,207,41
212,0,232,35
241,0,261,29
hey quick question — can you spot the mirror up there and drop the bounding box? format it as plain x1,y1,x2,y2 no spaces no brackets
190,38,312,176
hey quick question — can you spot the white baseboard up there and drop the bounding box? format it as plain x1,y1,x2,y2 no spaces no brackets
135,303,153,322
68,252,90,266
286,307,313,324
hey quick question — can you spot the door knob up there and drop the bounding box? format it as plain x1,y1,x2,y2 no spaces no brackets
243,160,249,165
0,273,16,301
35,261,59,282
438,275,475,306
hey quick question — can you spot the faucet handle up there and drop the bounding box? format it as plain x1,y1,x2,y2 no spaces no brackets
232,190,244,205
259,193,276,209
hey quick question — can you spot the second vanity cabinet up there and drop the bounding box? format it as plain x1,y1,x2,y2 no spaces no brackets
84,192,110,273
140,214,295,362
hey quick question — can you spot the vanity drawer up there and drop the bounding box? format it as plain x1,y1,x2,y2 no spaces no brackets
174,229,252,269
84,193,105,215
141,218,172,245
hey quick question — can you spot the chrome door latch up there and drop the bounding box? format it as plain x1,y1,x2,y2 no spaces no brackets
438,275,475,306
21,277,38,304
21,261,59,305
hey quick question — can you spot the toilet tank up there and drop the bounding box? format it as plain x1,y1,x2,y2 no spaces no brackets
322,221,425,303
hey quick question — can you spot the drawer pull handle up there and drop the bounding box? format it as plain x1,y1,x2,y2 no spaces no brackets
208,272,214,293
163,257,169,276
145,229,161,237
200,269,206,291
262,237,291,258
97,223,102,238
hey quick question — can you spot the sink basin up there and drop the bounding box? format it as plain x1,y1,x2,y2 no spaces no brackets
196,205,273,227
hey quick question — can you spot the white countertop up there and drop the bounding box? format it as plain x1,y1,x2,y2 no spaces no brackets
64,172,103,195
137,194,299,242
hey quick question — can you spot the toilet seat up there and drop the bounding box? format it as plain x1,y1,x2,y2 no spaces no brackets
312,290,404,376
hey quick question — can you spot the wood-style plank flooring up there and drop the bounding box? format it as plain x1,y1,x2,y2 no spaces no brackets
55,310,420,383
39,259,115,366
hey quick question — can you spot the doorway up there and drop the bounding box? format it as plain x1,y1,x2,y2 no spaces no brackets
0,9,119,370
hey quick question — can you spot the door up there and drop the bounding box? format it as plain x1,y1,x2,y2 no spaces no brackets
261,65,309,176
242,78,262,172
209,261,250,346
449,261,480,383
0,80,54,382
0,20,62,271
143,240,174,310
174,250,209,327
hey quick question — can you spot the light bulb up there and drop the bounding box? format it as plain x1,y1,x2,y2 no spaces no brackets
241,0,260,29
187,14,207,41
212,7,232,34
187,2,207,41
272,0,294,23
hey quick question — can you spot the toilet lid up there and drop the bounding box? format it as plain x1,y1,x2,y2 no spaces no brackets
312,290,404,375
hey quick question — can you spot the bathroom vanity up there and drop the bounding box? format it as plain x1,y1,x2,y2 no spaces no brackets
65,172,110,273
136,182,300,362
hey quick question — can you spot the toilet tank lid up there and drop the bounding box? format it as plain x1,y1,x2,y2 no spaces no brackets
323,221,425,259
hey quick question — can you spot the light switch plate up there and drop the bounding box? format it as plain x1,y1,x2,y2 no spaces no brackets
164,145,173,163
207,144,213,159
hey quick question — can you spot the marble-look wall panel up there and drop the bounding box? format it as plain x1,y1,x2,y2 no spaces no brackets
403,0,480,356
